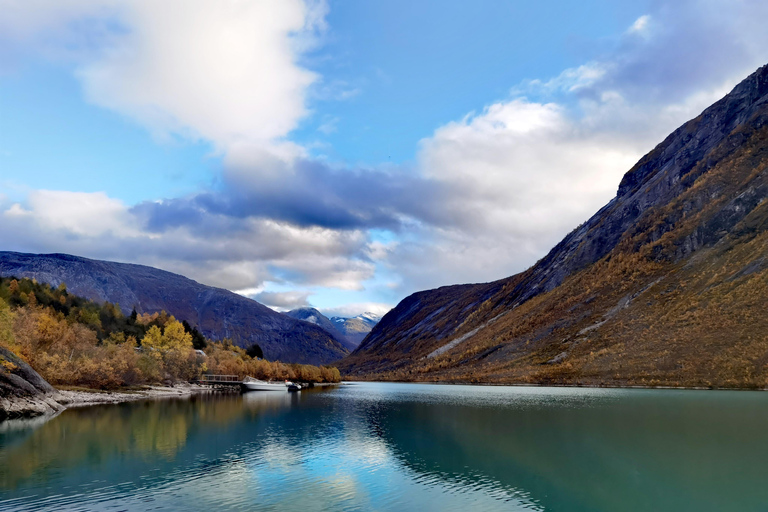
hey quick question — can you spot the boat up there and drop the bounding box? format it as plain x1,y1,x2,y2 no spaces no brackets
241,376,290,392
287,382,302,392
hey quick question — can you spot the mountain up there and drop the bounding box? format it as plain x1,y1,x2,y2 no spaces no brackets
331,313,381,348
0,252,348,365
340,64,768,388
285,307,356,351
286,308,380,350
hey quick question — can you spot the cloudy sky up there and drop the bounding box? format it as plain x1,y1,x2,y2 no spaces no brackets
1,0,768,318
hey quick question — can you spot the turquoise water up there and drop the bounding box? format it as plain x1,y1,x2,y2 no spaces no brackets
2,382,768,511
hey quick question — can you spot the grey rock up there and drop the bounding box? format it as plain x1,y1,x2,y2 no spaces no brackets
0,346,64,420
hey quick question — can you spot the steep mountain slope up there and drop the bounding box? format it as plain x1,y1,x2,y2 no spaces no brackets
0,252,348,365
341,64,768,388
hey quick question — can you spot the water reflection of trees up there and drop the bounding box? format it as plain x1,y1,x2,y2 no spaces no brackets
0,393,294,490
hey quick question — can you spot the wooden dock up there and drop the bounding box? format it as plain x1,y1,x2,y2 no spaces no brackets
198,374,243,388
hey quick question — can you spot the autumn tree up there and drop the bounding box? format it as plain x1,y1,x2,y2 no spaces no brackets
0,298,16,353
140,319,200,381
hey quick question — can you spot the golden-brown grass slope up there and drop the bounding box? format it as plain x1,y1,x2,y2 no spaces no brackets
340,63,768,388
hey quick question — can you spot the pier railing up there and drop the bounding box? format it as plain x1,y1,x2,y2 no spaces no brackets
199,374,240,383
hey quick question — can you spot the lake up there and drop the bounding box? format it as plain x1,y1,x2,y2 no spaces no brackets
2,382,768,511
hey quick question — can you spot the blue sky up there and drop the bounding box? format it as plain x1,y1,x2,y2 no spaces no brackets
1,0,767,318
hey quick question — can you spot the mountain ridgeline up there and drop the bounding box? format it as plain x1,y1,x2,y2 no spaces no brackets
0,252,348,365
340,64,768,388
285,307,380,351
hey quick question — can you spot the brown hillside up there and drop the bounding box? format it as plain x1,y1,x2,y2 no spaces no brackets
340,64,768,388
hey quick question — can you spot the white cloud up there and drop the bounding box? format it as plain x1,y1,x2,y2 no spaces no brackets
4,0,768,313
0,0,327,173
319,302,392,319
252,290,313,311
0,190,371,292
3,190,140,237
379,0,768,293
627,15,652,37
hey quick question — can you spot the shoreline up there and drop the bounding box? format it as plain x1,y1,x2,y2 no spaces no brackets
54,382,218,409
1,383,218,422
342,378,768,392
2,381,344,422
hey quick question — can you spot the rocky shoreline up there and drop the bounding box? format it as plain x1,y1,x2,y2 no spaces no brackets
1,383,215,421
1,343,224,420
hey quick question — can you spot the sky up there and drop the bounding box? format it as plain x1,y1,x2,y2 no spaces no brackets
1,0,768,319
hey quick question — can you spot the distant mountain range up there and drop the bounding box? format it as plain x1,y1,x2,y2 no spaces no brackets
340,64,768,388
0,252,348,365
286,307,380,350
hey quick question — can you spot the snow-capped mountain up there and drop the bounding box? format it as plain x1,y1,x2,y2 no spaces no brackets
287,308,381,349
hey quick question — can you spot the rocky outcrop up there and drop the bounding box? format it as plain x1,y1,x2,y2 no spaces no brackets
0,253,348,365
0,347,64,420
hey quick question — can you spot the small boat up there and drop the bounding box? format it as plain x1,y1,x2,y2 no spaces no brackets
241,376,290,392
286,382,302,392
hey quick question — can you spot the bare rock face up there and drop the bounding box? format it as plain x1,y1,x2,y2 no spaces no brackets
0,346,64,420
0,253,348,365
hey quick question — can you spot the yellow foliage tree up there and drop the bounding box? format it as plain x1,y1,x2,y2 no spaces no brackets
0,298,17,354
140,320,198,381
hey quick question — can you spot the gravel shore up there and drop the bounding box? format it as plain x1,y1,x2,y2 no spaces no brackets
54,383,214,408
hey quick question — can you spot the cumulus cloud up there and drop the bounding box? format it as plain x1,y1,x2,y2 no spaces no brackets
5,190,140,237
0,191,375,292
0,0,326,172
376,0,768,292
134,160,451,231
252,291,313,311
4,0,768,310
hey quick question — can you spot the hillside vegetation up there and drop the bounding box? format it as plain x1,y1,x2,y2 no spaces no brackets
0,277,340,389
0,252,349,365
340,64,768,389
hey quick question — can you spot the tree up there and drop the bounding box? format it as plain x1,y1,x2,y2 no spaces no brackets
141,325,164,356
0,298,16,351
246,343,264,360
163,320,193,350
182,320,207,349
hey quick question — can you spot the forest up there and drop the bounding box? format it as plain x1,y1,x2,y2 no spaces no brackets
0,277,340,389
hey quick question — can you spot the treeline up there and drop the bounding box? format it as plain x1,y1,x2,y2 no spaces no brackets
0,277,340,389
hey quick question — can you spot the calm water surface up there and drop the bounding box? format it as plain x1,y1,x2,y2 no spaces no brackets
2,382,768,511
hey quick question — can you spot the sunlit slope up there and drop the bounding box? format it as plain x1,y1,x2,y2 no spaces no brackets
340,64,768,387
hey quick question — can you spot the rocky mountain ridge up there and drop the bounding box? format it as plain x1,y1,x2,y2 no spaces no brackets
340,64,768,388
286,307,379,350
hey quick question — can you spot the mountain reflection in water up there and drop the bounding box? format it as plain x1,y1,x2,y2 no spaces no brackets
2,383,768,512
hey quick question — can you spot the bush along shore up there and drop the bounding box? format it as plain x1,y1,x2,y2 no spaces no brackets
0,277,341,419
